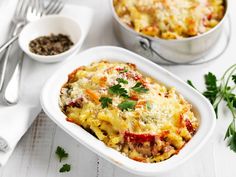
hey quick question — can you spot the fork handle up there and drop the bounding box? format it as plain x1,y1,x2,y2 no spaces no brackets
0,44,13,91
0,23,24,105
0,35,18,54
3,51,24,105
0,22,25,54
0,23,24,92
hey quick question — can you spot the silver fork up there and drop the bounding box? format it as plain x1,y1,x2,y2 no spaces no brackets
0,0,65,54
0,0,64,54
0,0,43,104
2,0,64,105
0,0,34,91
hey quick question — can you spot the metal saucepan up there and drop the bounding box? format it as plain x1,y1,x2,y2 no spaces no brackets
110,0,228,64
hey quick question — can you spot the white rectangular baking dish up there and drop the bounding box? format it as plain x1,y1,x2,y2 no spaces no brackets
40,46,215,176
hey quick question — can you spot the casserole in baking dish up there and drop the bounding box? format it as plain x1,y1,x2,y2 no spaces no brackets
41,46,215,176
59,60,198,163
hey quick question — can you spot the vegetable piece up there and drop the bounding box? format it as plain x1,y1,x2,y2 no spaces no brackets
116,78,128,84
146,101,151,110
99,76,107,87
124,131,156,143
59,164,71,173
132,157,146,162
67,97,83,108
130,93,139,101
108,84,129,98
132,82,148,93
99,97,112,108
55,146,68,162
85,89,100,104
116,67,128,73
135,100,146,108
185,119,194,134
66,117,75,123
118,100,136,111
68,66,85,83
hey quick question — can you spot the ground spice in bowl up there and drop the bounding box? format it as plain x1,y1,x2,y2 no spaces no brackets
29,33,74,56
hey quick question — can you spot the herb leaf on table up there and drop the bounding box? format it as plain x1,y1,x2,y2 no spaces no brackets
55,146,68,162
59,164,71,173
203,72,218,104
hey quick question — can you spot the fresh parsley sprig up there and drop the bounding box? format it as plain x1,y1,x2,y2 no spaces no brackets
187,64,236,152
116,78,128,84
59,164,71,173
132,82,148,93
99,97,112,108
118,100,136,111
55,146,71,173
108,84,129,98
55,146,68,162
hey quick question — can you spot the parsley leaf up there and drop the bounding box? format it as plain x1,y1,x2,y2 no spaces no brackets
187,80,197,90
229,132,236,152
203,72,218,104
146,101,151,110
99,97,112,108
116,78,128,84
232,74,236,84
227,93,236,109
59,164,71,173
225,121,236,139
118,100,136,111
55,146,68,162
131,82,148,93
108,84,129,98
119,68,128,73
226,121,236,152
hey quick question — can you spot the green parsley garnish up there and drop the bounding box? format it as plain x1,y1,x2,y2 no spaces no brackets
116,78,128,84
99,97,112,108
59,164,71,173
132,82,148,93
146,101,152,110
108,84,129,98
55,146,68,162
118,100,136,111
187,80,197,90
187,64,236,152
203,72,218,105
119,68,128,73
232,74,236,83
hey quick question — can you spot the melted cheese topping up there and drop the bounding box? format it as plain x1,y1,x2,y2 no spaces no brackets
113,0,225,39
59,61,198,163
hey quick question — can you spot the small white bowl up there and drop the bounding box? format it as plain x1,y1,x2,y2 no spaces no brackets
19,15,82,63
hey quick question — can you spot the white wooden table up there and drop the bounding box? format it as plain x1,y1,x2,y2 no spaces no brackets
1,0,236,177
